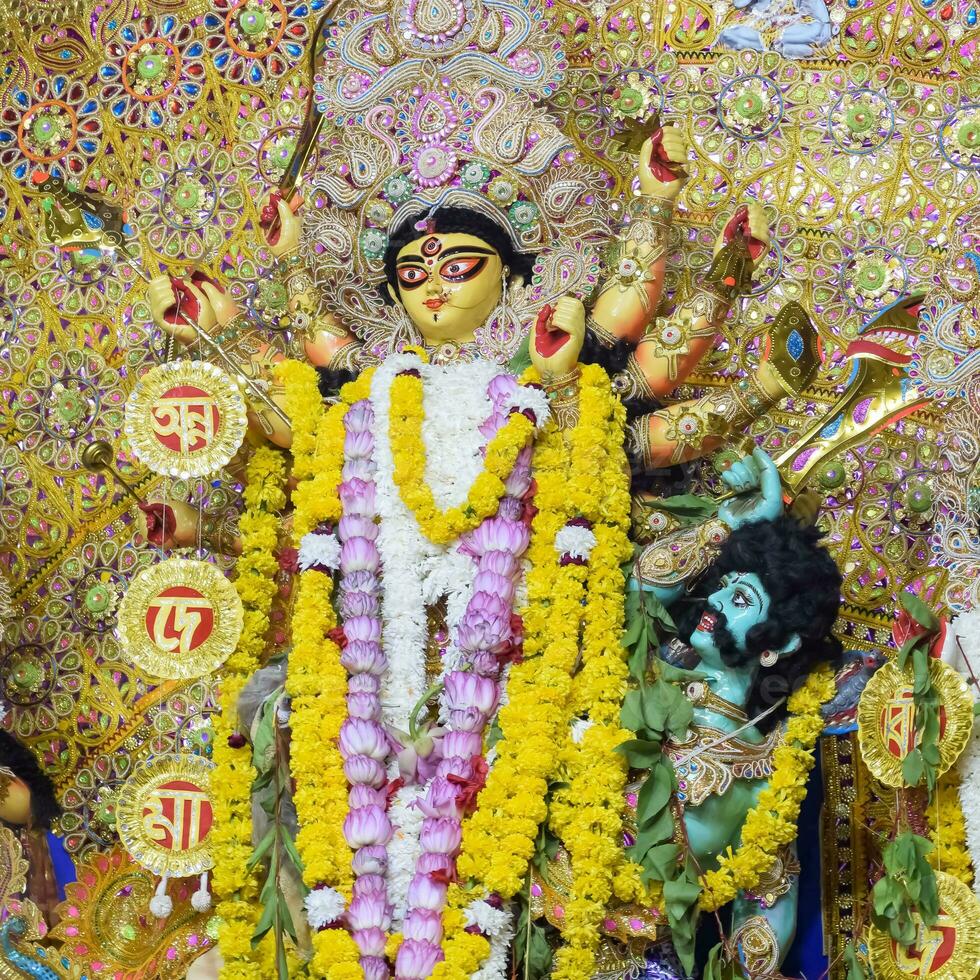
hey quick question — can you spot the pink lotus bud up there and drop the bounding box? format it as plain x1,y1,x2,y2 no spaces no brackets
342,641,387,675
437,756,474,781
420,816,462,855
340,478,376,516
344,400,374,434
344,755,386,788
352,927,387,957
342,569,380,595
346,616,382,644
497,496,524,522
464,517,528,558
480,550,518,578
344,429,375,460
340,719,389,760
406,874,447,911
349,673,381,695
402,908,443,944
444,672,498,715
487,373,518,405
396,939,445,978
468,652,501,676
341,538,380,573
479,412,507,440
352,845,388,876
347,893,391,931
415,778,461,819
343,806,392,848
416,852,453,877
353,873,388,899
440,732,482,760
339,515,379,542
340,591,381,619
448,706,485,732
361,956,390,980
349,785,386,810
472,571,515,602
342,458,376,482
347,691,382,720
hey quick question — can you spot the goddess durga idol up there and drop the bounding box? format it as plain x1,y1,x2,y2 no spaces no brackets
139,2,851,976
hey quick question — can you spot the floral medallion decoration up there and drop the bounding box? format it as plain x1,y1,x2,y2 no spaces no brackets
867,871,980,980
717,73,784,140
828,87,896,155
115,558,244,680
0,73,103,181
124,360,247,479
116,754,216,878
856,658,974,788
98,15,206,131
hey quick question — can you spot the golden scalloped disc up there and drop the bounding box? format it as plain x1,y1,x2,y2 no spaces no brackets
856,658,973,788
116,755,215,878
868,871,980,980
124,360,247,478
116,558,243,680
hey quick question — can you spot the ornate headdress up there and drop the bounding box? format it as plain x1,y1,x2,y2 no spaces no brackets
301,0,613,360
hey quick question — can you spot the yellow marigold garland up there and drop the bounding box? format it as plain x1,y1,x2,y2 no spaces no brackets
549,374,636,980
698,663,836,911
389,370,536,545
928,770,974,887
211,442,287,979
281,361,374,979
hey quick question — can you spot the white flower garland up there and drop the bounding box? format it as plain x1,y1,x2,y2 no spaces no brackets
387,784,425,926
467,900,516,980
298,529,341,570
554,523,597,560
304,885,347,929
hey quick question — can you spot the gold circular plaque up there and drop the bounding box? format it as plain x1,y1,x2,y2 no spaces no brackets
124,359,247,478
857,658,973,788
868,871,980,980
116,558,243,680
117,755,215,877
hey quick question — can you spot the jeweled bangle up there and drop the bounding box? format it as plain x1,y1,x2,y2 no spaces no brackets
611,353,655,402
728,372,777,420
626,416,654,470
630,194,675,223
544,366,581,430
623,195,674,252
202,513,239,556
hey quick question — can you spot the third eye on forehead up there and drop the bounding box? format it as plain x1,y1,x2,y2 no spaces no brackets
397,244,497,266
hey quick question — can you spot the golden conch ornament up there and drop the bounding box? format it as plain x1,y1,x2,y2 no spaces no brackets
116,558,243,680
868,872,980,980
124,360,247,478
856,659,973,788
116,755,215,878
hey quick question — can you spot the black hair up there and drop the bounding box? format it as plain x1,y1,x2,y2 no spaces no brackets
676,515,843,730
381,206,536,304
0,731,61,828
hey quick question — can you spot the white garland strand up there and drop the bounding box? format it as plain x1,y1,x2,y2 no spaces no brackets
467,901,516,980
386,784,425,926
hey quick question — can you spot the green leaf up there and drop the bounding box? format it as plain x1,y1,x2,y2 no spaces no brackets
615,738,664,767
636,762,674,822
506,335,532,377
251,890,278,946
844,940,868,980
621,689,648,735
654,493,719,522
899,591,939,631
902,748,924,787
281,828,305,874
246,826,276,871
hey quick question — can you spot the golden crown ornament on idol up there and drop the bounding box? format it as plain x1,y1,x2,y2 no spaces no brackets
867,872,980,980
856,657,974,788
115,558,244,680
115,755,216,921
124,360,248,479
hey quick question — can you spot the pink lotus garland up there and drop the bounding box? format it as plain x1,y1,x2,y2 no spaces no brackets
337,398,394,980
395,375,535,980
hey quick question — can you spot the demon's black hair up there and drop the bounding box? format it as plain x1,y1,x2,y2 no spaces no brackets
381,207,536,304
676,515,843,730
0,731,61,829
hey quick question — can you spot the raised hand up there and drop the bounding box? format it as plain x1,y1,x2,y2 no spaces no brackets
718,446,785,530
530,295,586,378
260,191,303,257
638,125,689,199
147,274,215,345
714,202,770,268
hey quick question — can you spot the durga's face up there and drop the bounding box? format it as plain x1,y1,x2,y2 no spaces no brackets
392,232,504,344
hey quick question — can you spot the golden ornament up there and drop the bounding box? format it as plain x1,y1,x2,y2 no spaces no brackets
116,754,215,878
857,658,973,788
116,558,243,680
868,871,980,980
124,360,247,478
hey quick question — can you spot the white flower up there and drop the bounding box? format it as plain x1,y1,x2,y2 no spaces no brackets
464,899,510,935
957,717,980,901
304,886,346,928
149,893,173,919
298,530,341,571
386,785,424,925
504,384,551,429
942,611,980,678
555,523,597,560
191,888,212,912
570,717,593,744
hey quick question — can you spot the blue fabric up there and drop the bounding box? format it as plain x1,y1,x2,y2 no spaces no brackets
782,751,828,979
45,832,75,900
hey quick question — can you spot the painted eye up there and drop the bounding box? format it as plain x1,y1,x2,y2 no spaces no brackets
397,266,428,288
732,590,749,608
440,256,486,282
